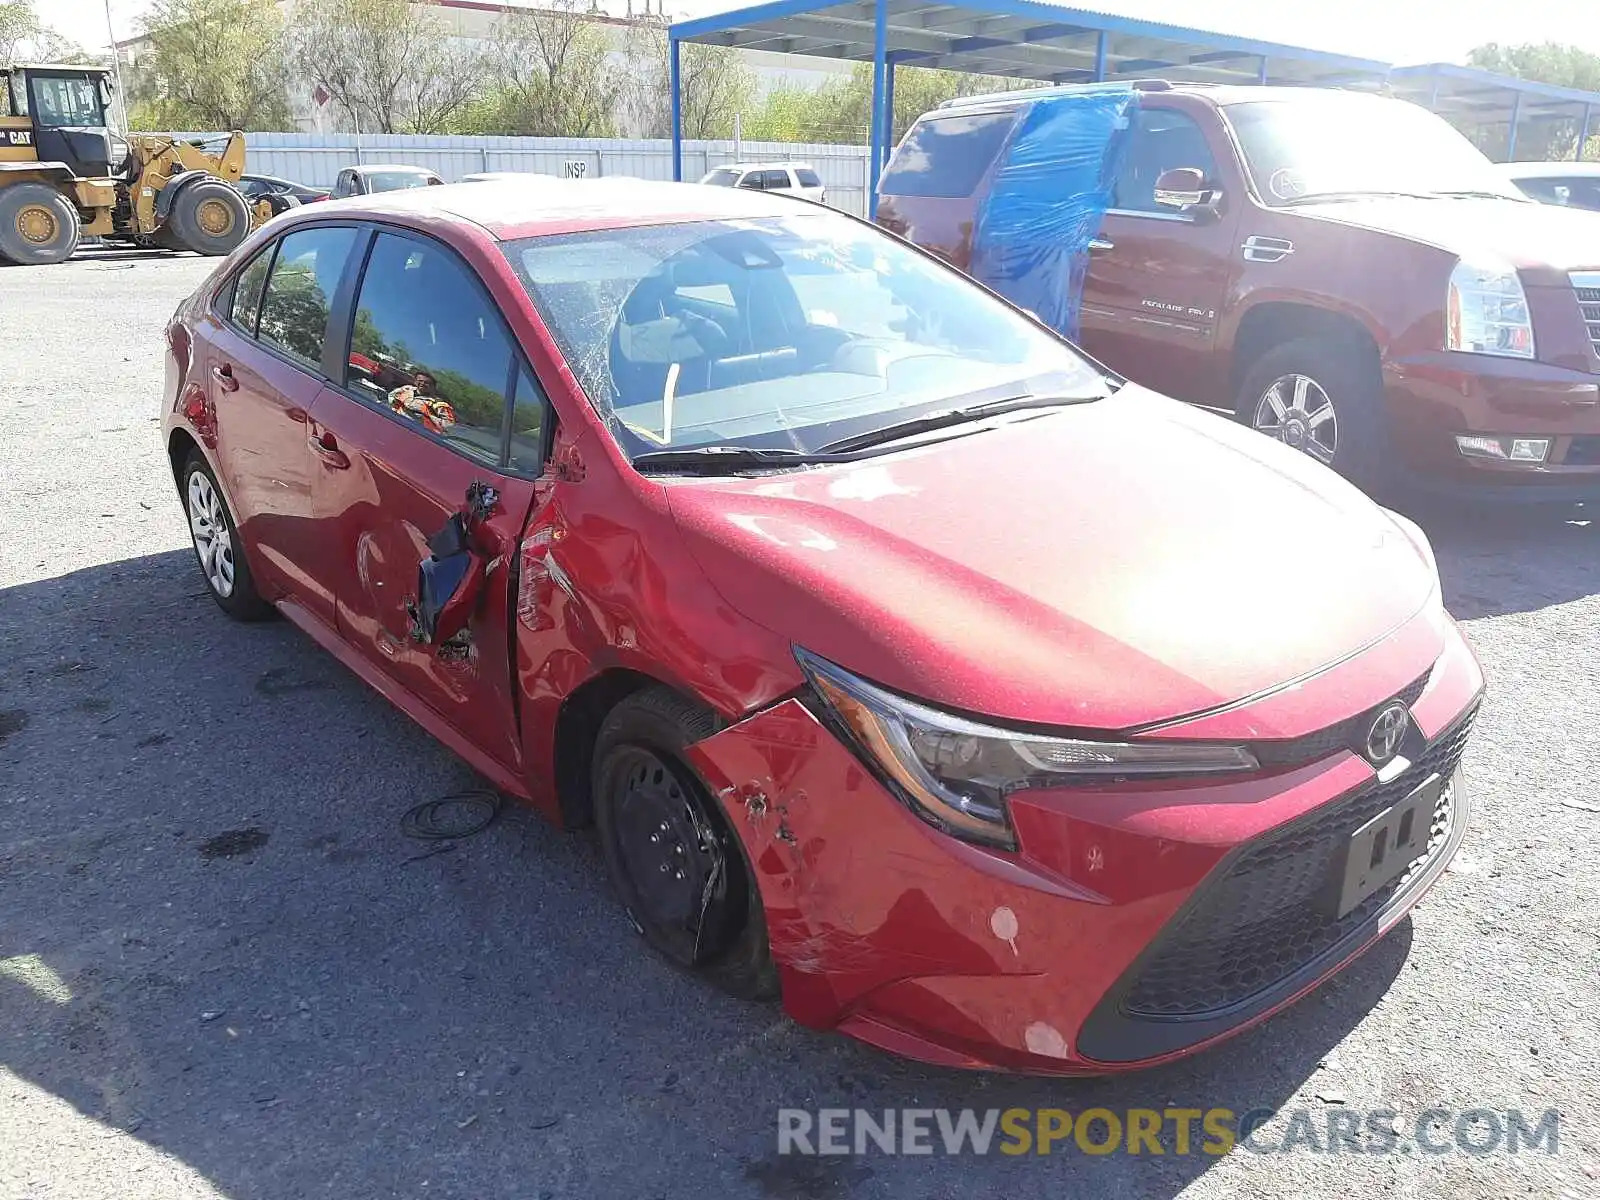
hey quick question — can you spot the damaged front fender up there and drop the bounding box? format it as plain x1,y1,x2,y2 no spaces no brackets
685,699,1084,1035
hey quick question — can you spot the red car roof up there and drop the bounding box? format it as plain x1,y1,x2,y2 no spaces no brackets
309,177,812,241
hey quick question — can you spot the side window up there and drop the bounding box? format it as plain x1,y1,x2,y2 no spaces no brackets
257,225,359,368
736,171,763,190
346,232,514,468
507,363,547,475
879,109,1018,198
228,243,275,335
794,167,822,188
761,170,791,190
1111,109,1218,214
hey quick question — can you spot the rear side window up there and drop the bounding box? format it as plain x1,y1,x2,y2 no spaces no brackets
345,232,516,468
228,244,274,335
257,226,359,368
1112,108,1218,213
795,168,822,188
880,109,1018,198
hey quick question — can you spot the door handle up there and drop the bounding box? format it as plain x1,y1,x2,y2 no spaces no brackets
1088,237,1115,254
211,364,239,392
308,429,350,470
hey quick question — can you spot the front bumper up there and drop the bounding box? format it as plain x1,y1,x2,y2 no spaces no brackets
1384,351,1600,503
687,616,1484,1075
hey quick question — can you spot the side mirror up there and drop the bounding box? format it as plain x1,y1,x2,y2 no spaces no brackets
1153,167,1210,211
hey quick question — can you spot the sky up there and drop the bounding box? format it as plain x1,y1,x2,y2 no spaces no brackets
36,0,1600,65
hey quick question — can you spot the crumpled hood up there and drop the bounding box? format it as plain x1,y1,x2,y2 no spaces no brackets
666,388,1440,731
1297,195,1600,282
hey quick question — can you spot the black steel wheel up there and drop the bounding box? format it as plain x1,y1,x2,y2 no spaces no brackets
592,688,778,999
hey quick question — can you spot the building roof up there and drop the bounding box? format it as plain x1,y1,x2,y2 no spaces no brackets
672,0,1389,88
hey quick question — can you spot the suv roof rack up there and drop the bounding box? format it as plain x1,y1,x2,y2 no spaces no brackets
939,78,1177,110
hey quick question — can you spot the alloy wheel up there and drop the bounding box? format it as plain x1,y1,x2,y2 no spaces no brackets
1252,373,1338,466
186,470,236,598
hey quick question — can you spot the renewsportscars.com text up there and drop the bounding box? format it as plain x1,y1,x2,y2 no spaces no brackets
777,1107,1561,1157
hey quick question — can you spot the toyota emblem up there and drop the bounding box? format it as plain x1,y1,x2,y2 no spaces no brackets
1365,702,1409,765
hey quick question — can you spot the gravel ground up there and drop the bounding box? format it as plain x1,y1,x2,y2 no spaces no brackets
1,251,1598,1200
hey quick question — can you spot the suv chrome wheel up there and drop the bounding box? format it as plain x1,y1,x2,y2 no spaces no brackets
1252,373,1338,465
187,470,236,598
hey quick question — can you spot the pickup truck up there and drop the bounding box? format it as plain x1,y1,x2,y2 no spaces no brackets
877,82,1600,503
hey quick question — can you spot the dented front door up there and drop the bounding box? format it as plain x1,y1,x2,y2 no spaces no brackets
308,391,535,773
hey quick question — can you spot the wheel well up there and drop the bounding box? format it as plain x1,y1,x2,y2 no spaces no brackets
1232,304,1379,393
167,427,200,490
552,669,717,829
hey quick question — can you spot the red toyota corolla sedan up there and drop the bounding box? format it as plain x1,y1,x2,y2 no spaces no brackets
161,178,1483,1074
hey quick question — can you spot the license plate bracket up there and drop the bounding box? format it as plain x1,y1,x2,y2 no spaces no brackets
1337,774,1442,918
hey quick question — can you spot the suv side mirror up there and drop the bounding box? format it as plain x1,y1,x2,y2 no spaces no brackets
1153,167,1209,211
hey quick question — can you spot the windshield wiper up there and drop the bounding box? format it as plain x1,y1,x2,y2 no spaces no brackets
1279,189,1445,207
1436,190,1525,201
630,445,852,474
819,394,1097,454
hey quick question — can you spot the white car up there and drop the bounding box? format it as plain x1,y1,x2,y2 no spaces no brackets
459,171,560,183
1498,160,1600,212
699,162,826,204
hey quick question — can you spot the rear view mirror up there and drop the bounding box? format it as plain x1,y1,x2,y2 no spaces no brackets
1153,167,1209,211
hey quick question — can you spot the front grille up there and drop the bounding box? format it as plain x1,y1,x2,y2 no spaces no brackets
1574,272,1600,361
1252,673,1429,769
1121,702,1477,1020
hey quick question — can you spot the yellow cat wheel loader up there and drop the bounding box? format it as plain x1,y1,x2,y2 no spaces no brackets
0,64,263,265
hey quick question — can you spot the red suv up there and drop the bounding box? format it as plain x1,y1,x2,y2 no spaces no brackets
878,84,1600,503
163,179,1482,1073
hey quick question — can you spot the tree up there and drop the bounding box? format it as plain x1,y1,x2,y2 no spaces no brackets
129,0,291,131
477,0,622,137
289,0,486,135
2,0,88,66
1467,41,1600,160
625,24,754,139
743,63,1023,144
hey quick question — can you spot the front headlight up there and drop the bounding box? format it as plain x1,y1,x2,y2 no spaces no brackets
797,649,1259,850
1446,255,1534,359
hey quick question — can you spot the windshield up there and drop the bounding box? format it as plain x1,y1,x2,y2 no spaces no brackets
503,211,1106,460
1225,97,1527,206
27,75,106,128
700,169,740,187
366,170,438,191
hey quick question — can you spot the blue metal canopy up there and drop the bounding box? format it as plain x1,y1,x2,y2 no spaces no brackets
1388,63,1597,162
667,0,1600,214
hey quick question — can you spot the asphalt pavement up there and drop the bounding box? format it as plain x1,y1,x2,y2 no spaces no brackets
1,251,1598,1200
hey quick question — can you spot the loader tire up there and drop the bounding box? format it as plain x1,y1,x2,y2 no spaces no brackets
169,179,250,256
0,184,81,266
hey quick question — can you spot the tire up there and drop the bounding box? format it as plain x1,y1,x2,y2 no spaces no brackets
592,687,778,1000
0,183,81,265
181,451,273,621
168,178,251,256
1235,335,1391,491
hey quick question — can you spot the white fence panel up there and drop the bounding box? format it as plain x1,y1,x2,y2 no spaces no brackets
174,132,874,216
